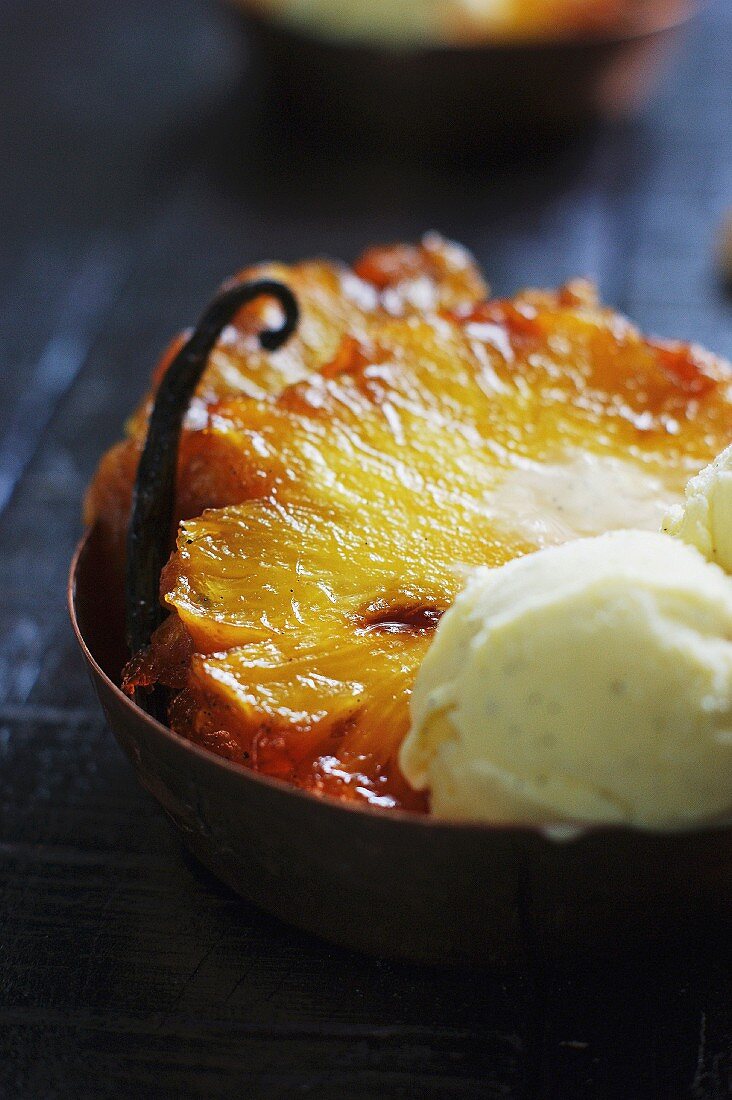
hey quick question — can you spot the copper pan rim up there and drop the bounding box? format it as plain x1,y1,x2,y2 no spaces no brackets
68,526,730,844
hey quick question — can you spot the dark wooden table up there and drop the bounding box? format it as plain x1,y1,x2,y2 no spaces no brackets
1,2,730,1096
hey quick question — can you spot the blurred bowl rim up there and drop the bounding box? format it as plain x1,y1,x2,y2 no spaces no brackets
69,525,730,845
229,0,701,54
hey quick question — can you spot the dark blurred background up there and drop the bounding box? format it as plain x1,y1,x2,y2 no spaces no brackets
1,1,730,1096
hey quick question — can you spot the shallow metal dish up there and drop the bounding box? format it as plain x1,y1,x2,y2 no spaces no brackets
228,1,697,153
70,523,730,966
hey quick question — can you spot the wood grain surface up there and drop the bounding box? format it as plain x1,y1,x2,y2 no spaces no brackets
1,1,730,1096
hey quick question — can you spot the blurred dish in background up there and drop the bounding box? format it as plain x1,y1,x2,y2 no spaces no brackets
225,0,698,153
236,0,681,47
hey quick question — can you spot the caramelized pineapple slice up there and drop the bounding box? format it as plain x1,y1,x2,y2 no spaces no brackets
84,235,488,570
160,495,461,810
179,633,432,809
135,291,732,808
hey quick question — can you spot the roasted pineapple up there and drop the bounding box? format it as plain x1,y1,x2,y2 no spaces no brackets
111,249,732,810
85,234,488,573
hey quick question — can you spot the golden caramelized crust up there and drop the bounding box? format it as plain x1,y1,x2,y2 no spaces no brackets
84,235,488,573
120,267,732,810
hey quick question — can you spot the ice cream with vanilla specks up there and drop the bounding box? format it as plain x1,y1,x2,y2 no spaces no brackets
401,451,732,829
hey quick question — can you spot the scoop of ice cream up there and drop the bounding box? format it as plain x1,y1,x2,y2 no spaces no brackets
663,444,732,575
400,531,732,829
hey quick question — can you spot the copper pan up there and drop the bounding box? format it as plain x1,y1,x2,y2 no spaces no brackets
69,524,731,967
227,1,699,155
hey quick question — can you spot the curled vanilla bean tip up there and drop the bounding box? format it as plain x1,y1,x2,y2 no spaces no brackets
125,278,300,720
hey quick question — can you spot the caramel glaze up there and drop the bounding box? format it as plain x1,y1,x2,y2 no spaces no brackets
357,600,446,635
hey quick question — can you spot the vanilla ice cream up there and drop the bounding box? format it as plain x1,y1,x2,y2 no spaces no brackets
400,530,732,829
663,444,732,575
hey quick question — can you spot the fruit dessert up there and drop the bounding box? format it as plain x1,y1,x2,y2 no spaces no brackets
86,237,732,816
236,0,658,46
